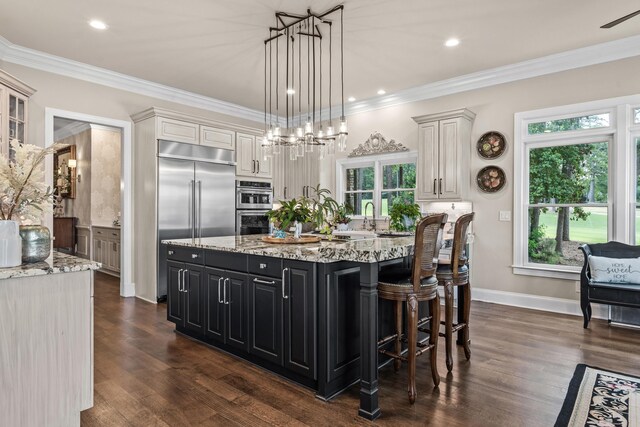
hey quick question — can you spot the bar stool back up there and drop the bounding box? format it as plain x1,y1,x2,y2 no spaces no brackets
377,213,448,404
437,212,474,372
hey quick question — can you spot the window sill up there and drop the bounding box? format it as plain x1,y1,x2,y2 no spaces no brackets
512,265,580,281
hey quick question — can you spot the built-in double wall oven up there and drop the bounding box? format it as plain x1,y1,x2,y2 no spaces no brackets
236,180,272,235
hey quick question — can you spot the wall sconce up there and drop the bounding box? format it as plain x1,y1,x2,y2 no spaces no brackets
68,159,81,182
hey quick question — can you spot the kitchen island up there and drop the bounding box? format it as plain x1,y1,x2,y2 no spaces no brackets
0,252,100,426
162,234,461,420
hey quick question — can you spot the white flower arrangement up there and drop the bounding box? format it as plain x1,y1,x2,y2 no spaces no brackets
0,139,55,223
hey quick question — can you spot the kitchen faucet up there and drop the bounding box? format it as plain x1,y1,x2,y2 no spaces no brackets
363,201,376,232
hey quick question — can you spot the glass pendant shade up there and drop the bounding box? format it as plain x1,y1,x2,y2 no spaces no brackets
267,128,274,140
273,143,281,155
274,126,281,137
304,120,313,136
296,142,305,157
327,140,335,155
289,146,296,161
326,125,334,137
296,127,304,139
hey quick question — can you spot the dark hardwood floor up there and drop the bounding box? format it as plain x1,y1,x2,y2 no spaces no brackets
83,272,640,426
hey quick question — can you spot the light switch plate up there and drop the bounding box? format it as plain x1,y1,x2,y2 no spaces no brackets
499,211,511,221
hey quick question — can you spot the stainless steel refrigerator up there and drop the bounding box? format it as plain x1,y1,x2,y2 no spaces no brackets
157,140,236,300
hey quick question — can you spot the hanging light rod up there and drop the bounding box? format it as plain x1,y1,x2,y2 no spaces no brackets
262,4,348,160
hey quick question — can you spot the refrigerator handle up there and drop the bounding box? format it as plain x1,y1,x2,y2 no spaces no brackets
197,180,202,239
190,180,195,240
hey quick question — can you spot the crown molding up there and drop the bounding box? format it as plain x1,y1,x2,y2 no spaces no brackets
54,121,91,141
1,34,640,123
0,36,266,124
344,34,640,117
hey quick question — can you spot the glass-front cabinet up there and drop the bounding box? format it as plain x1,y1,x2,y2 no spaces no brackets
0,69,35,160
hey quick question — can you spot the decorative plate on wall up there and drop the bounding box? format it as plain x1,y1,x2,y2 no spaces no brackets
477,131,506,159
476,165,506,193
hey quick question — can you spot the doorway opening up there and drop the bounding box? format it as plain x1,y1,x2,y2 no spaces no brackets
45,108,133,297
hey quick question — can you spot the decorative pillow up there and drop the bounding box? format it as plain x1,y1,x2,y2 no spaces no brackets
588,255,640,284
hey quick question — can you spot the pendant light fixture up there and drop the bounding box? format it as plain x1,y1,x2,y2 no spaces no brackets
262,5,348,159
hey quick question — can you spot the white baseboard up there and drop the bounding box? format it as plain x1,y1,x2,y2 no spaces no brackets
135,295,158,305
472,288,609,320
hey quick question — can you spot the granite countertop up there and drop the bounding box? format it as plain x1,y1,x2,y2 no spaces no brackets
162,234,417,264
0,252,101,280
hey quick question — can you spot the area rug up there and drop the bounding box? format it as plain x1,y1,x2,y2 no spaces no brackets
555,364,640,426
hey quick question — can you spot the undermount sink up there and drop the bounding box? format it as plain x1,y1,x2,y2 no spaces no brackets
331,230,378,240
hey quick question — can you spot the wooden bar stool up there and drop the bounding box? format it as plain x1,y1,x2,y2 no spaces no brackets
437,212,474,372
377,213,448,404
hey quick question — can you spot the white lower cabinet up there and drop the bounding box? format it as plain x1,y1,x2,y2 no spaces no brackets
92,226,121,276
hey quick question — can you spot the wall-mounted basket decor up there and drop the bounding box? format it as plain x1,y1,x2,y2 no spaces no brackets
476,165,506,193
476,131,506,159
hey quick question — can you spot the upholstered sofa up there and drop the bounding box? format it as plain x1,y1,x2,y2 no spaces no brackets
580,242,640,328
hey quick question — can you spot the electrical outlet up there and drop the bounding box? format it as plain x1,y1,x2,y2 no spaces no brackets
499,211,511,221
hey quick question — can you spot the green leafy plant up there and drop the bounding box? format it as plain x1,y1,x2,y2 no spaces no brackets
266,198,312,232
388,199,421,232
528,224,560,264
307,185,340,231
332,202,353,225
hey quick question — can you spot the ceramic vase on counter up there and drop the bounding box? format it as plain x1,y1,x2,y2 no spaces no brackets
19,225,51,263
0,220,22,268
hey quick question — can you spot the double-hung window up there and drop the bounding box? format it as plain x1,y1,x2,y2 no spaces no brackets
514,95,640,280
338,153,417,218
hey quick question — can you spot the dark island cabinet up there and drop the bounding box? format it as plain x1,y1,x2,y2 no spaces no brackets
284,261,316,379
167,260,205,335
205,267,248,351
249,274,283,365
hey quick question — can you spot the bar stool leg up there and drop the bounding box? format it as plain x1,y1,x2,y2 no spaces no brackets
444,281,454,372
462,282,471,360
406,294,418,404
429,294,440,387
394,300,402,372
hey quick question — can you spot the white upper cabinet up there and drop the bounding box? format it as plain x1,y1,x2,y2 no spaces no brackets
413,109,475,201
200,126,235,150
0,70,35,160
272,148,320,201
156,117,199,144
236,132,272,179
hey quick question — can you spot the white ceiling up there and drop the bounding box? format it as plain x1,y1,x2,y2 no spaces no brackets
1,0,639,112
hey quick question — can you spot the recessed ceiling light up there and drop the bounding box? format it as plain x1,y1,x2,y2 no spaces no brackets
377,89,386,95
348,96,356,102
89,19,108,30
286,88,295,95
445,38,460,47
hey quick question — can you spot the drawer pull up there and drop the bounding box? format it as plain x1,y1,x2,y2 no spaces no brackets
168,250,175,255
112,233,118,236
259,263,267,269
191,253,198,259
253,278,276,285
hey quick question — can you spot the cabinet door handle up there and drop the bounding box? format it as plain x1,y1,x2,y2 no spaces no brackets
223,278,229,304
253,278,276,285
177,268,184,292
433,179,437,195
439,178,443,195
217,277,223,303
282,268,289,299
182,270,188,292
284,186,287,199
256,160,260,173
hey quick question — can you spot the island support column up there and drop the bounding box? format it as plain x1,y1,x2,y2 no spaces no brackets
358,262,381,420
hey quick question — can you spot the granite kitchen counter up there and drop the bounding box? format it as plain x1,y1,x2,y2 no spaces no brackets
0,252,101,280
162,234,416,264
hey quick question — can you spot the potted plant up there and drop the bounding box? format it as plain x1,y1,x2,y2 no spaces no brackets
267,198,312,237
306,185,340,232
0,140,55,266
332,203,353,231
388,198,421,232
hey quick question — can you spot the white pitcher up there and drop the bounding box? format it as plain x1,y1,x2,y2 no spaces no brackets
0,220,22,268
